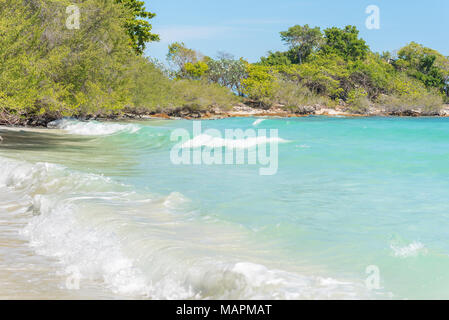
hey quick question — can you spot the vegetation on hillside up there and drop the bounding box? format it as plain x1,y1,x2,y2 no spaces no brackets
0,0,237,124
1,0,448,125
252,25,449,113
165,24,449,114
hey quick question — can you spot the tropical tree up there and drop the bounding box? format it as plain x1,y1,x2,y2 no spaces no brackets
280,24,323,64
322,25,369,61
206,52,247,95
184,61,209,80
242,64,278,106
395,42,449,96
115,0,159,55
166,42,203,78
259,50,296,66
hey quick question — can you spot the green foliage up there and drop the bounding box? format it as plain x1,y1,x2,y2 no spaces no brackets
322,26,369,61
347,53,394,99
127,57,175,111
206,53,247,95
241,64,278,105
271,80,330,111
250,24,446,112
185,61,209,80
166,42,203,79
280,25,323,64
347,88,370,113
170,80,239,111
259,50,297,66
260,52,291,66
367,70,443,114
0,0,135,118
295,53,348,98
1,6,447,122
395,42,449,95
0,0,239,121
115,0,159,55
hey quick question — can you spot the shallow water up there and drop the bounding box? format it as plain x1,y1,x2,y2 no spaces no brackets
1,116,449,299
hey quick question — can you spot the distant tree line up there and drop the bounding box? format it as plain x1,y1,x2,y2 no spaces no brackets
0,0,237,124
1,0,448,124
168,23,449,113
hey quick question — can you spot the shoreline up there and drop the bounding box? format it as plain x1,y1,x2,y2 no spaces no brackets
1,104,449,129
93,103,449,122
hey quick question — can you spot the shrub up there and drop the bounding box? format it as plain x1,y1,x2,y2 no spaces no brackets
346,88,370,113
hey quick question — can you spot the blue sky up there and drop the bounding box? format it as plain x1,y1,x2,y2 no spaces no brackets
144,0,449,63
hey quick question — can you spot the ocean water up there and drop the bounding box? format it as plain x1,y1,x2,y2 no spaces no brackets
1,116,449,299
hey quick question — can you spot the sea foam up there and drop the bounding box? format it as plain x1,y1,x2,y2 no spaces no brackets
252,119,266,126
48,119,140,136
390,241,427,258
0,155,371,299
180,134,288,149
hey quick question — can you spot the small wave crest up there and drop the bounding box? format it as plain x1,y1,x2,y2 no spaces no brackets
391,241,427,258
0,156,370,299
252,119,266,126
48,119,141,136
181,134,288,149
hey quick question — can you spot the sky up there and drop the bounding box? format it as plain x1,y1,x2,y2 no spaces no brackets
144,0,449,63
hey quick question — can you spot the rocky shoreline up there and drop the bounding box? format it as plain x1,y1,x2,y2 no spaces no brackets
1,103,449,128
122,103,449,121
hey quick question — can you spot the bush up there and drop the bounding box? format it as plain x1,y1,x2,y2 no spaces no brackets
377,74,444,113
241,64,278,106
272,80,330,110
171,80,238,111
346,88,370,113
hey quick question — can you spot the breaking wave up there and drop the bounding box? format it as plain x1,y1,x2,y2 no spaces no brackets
48,119,141,136
0,155,370,299
390,241,427,258
252,119,266,126
181,134,288,149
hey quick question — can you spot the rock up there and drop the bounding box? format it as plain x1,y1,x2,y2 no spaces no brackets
152,113,170,119
439,107,449,116
315,107,346,116
0,136,3,143
298,106,316,114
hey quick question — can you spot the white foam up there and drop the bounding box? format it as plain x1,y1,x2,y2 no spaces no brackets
48,119,140,136
0,156,373,300
228,262,363,300
181,134,287,149
252,119,265,126
391,241,427,258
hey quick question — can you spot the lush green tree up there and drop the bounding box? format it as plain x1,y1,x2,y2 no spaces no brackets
348,53,394,99
166,42,203,78
294,53,348,98
0,0,136,118
0,0,237,123
115,0,159,55
280,25,323,64
322,26,369,61
206,53,247,95
185,61,209,80
259,50,296,66
242,64,278,105
395,42,449,96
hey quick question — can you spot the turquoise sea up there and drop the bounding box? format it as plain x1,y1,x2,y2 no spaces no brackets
1,116,449,299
